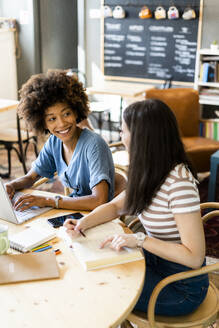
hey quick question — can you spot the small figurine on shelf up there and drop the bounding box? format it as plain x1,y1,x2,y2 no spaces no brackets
210,40,219,51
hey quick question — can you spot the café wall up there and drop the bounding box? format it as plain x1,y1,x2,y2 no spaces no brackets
83,0,219,86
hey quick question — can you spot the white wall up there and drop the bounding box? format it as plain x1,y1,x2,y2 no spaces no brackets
0,30,18,100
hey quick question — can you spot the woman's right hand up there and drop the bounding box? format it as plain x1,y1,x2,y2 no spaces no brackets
64,218,87,238
5,183,15,200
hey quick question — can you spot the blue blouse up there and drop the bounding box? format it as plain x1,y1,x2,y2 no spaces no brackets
32,129,114,201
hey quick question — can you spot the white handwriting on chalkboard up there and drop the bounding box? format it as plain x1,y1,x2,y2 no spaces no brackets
180,27,190,34
105,63,122,67
175,50,195,59
148,64,170,78
126,51,145,57
150,46,166,52
126,44,146,51
105,43,121,48
173,65,194,76
149,26,174,33
151,36,166,41
175,38,197,47
105,50,116,54
151,41,167,46
104,56,122,61
150,53,166,58
125,60,143,65
105,34,125,42
105,23,121,31
127,35,142,42
129,25,144,32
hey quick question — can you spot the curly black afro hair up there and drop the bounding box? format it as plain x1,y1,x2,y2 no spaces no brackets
18,69,89,134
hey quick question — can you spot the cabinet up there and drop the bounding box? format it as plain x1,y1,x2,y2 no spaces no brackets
194,48,219,140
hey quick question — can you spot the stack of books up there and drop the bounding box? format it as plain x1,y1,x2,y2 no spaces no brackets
200,120,219,141
199,88,219,103
199,56,219,83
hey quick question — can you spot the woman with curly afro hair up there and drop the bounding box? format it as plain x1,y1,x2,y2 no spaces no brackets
5,70,115,211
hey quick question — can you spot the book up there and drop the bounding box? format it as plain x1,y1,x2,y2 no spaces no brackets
0,252,59,284
61,221,144,271
9,227,56,253
208,62,216,82
202,62,209,82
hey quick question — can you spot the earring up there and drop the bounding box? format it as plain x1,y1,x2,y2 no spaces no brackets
139,6,152,19
103,5,113,18
167,6,179,19
154,6,166,20
112,6,126,19
182,7,196,20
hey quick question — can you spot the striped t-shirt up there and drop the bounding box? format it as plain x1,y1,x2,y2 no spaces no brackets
138,164,200,243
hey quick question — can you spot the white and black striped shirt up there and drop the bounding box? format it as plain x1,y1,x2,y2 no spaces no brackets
139,164,200,243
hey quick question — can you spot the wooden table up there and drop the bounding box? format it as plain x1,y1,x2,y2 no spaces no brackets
0,99,18,113
87,81,154,124
0,190,145,328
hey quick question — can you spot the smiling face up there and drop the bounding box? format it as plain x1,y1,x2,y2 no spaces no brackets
44,102,78,144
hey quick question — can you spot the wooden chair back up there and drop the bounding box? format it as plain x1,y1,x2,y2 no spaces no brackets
122,203,219,328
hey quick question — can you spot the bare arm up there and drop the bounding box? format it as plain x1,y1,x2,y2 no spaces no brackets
13,179,111,212
5,168,41,199
101,210,205,270
54,180,109,211
64,191,125,236
141,211,205,269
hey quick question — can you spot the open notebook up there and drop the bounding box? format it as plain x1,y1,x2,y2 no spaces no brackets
61,221,144,271
0,252,60,284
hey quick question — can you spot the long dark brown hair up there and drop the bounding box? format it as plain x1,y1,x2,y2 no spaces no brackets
123,99,197,215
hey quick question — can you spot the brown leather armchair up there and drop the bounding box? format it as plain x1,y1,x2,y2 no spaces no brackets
146,88,219,173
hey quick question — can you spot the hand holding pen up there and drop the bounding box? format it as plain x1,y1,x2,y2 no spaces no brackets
64,218,86,238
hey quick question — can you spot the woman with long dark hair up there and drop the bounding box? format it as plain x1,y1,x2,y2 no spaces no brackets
64,99,209,316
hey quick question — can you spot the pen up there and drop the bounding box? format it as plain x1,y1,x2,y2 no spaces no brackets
69,221,86,238
31,243,50,251
33,245,52,252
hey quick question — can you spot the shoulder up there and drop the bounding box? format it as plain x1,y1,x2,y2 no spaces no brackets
80,129,109,149
43,134,61,150
166,164,199,193
169,164,196,183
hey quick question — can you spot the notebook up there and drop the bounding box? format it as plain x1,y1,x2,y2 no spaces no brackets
0,178,52,224
9,226,56,252
0,252,60,284
61,221,144,271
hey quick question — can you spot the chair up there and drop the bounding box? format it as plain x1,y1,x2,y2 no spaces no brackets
109,141,129,174
32,168,126,198
121,203,219,328
208,150,219,202
89,101,113,142
0,107,38,178
146,88,219,173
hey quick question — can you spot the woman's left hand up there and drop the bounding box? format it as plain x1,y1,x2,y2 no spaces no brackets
13,194,48,211
100,233,138,251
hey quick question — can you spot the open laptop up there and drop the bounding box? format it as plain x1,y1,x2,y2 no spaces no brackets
0,178,52,224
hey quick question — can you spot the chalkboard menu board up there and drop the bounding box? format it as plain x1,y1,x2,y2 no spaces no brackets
102,0,202,84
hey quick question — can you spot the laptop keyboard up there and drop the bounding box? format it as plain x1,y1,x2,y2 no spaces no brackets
13,192,52,223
